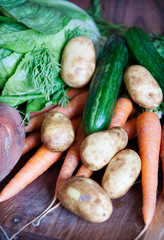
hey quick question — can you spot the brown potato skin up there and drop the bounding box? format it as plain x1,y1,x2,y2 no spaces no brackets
80,127,128,171
102,149,141,199
57,176,113,223
61,36,96,88
41,112,75,152
0,103,25,181
123,65,163,109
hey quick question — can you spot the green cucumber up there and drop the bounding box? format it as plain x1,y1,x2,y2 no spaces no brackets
82,34,128,135
125,26,164,93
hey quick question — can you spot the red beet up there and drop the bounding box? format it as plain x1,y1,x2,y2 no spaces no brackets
0,103,25,181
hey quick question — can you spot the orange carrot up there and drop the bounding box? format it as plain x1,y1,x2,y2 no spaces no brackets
55,121,86,196
135,111,161,239
76,164,93,178
123,117,137,140
22,130,42,155
0,145,63,202
25,91,88,132
19,121,87,228
160,125,164,194
108,97,133,128
0,117,81,202
30,86,88,118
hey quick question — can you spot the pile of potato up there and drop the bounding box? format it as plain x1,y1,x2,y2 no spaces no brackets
40,37,164,223
41,110,141,223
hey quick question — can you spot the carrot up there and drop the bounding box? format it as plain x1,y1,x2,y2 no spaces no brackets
32,127,92,227
22,130,42,155
160,125,164,194
0,117,81,202
0,145,63,202
25,91,88,132
135,111,161,239
108,97,133,128
30,86,88,118
16,120,86,229
123,117,137,140
54,121,86,196
76,164,93,178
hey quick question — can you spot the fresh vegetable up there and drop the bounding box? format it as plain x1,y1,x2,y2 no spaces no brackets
0,102,25,181
108,97,133,128
123,117,137,141
0,146,63,202
41,112,75,152
61,36,96,88
102,149,141,199
125,27,164,94
25,91,88,132
80,127,128,171
135,111,161,239
0,117,80,202
29,86,88,118
57,176,113,223
87,0,129,37
124,65,163,109
150,33,164,58
76,164,94,178
0,0,100,119
82,34,128,135
160,125,164,193
22,130,41,155
55,121,86,196
20,118,84,227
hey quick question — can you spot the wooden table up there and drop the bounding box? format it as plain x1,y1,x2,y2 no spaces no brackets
0,1,164,240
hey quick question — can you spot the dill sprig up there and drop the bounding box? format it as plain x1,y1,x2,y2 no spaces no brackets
22,48,69,106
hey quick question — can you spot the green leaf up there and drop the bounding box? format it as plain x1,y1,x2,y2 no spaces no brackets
0,93,44,106
2,48,69,105
0,51,23,88
0,47,12,59
150,33,164,59
0,20,27,34
0,27,48,53
0,0,70,35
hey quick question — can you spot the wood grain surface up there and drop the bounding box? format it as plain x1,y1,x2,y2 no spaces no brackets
0,1,164,240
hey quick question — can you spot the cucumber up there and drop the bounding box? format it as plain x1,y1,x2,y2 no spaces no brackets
125,26,164,94
82,34,128,135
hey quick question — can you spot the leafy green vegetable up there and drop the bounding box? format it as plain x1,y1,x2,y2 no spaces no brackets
0,51,23,88
150,33,164,58
0,0,101,119
0,93,44,106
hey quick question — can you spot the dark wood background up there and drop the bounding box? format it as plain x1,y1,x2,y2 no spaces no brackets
0,1,164,240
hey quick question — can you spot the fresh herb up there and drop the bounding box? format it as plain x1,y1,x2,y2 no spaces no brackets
88,0,129,37
0,0,101,119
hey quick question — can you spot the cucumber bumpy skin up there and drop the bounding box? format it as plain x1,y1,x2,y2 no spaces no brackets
82,34,128,135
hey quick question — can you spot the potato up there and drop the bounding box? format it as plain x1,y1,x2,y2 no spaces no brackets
41,112,75,152
57,176,113,223
0,102,25,181
123,65,163,109
102,149,141,199
60,36,96,88
80,127,128,171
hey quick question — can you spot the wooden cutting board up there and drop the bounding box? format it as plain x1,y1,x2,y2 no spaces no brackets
0,0,164,239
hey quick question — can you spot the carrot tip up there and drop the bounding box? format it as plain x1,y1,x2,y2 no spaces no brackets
135,224,149,240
